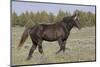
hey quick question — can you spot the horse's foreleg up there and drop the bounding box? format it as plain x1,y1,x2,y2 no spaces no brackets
56,39,63,54
56,40,66,54
56,47,63,54
27,44,37,60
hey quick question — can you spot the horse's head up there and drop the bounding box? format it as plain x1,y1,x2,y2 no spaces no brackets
72,14,81,30
61,13,81,30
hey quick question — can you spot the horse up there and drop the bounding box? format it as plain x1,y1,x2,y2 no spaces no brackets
17,13,81,60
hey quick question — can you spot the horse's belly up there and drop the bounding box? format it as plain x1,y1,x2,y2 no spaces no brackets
42,34,57,41
41,25,67,41
42,30,65,41
42,30,58,41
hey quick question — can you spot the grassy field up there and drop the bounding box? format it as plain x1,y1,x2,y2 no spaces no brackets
11,26,96,66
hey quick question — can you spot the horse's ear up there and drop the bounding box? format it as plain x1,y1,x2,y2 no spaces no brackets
73,13,77,17
72,13,77,20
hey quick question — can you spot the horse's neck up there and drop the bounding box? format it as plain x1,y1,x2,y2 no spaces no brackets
65,22,74,31
56,21,74,31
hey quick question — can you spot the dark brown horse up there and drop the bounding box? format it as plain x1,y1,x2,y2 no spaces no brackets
18,13,81,60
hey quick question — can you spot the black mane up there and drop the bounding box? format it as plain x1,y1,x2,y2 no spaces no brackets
61,16,72,23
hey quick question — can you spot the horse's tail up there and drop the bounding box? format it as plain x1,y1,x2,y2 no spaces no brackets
17,28,30,48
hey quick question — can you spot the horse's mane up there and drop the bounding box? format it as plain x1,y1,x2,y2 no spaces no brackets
61,16,72,23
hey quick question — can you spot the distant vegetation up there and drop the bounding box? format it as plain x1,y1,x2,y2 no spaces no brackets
11,10,95,28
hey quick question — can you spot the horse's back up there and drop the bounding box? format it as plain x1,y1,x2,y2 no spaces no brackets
41,23,67,41
29,24,43,36
29,23,67,41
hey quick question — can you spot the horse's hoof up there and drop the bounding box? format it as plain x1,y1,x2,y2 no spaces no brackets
26,58,30,61
26,56,32,61
55,52,59,54
17,47,21,51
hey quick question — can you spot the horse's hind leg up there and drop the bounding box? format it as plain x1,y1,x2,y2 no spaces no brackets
62,40,66,54
38,40,43,54
27,42,37,60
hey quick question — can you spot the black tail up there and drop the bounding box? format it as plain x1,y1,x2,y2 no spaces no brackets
18,28,30,48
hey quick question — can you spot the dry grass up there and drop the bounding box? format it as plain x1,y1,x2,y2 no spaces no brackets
11,26,96,66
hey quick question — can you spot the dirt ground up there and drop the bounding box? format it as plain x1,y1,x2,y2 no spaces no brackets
11,26,96,66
